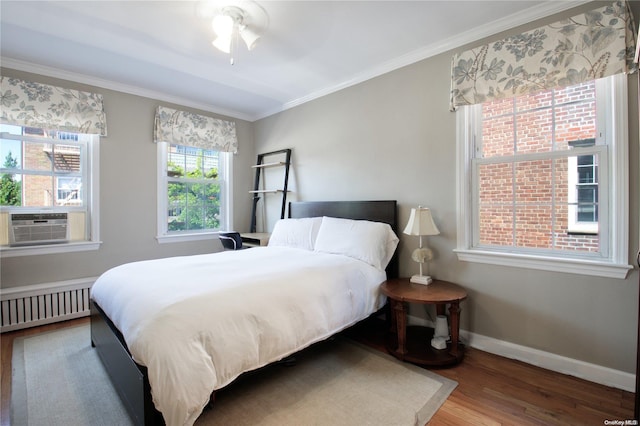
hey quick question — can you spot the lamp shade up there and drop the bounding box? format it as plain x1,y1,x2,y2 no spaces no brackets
212,13,234,53
403,207,440,236
240,26,260,50
212,14,234,38
212,36,232,53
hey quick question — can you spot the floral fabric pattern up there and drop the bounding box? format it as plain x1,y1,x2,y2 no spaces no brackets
450,1,637,111
0,76,107,135
154,106,238,153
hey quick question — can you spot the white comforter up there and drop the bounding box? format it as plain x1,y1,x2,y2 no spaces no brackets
91,246,387,426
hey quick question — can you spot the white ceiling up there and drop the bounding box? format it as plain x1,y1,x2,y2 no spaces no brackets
0,1,586,122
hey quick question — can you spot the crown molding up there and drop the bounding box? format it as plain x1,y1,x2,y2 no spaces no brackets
2,1,590,123
255,0,591,121
0,57,253,122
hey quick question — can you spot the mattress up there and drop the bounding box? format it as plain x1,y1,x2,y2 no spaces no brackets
91,246,387,426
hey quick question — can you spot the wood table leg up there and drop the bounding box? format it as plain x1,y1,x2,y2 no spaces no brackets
388,300,396,333
392,299,407,357
448,301,461,356
381,279,467,366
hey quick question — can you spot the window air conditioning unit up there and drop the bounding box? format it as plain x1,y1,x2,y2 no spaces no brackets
9,213,69,246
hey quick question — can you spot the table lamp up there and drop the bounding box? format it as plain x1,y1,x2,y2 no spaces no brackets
403,206,440,285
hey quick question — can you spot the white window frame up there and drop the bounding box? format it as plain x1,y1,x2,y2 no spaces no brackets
156,141,233,244
56,176,82,204
567,153,599,234
0,131,101,258
455,74,632,279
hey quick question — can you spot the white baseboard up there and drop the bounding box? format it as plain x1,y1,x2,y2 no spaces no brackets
409,314,635,392
462,329,635,392
3,282,635,392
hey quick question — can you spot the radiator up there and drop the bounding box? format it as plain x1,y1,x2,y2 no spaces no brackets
0,278,96,332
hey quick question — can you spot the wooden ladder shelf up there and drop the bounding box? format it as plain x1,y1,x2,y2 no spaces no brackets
250,149,292,233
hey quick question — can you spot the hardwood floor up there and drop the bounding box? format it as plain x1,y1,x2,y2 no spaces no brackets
345,318,635,425
1,316,635,425
0,317,90,426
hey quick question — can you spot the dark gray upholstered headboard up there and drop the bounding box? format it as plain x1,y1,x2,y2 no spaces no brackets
288,200,398,279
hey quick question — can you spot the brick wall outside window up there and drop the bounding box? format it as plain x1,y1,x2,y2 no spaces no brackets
23,142,54,206
478,81,599,252
21,142,81,207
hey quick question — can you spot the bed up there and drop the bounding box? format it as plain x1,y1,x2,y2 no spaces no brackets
90,200,398,426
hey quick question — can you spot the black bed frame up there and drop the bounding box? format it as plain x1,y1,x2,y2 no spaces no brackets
91,200,398,425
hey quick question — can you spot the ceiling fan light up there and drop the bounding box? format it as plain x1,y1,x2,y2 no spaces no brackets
212,14,234,38
212,36,231,54
239,27,260,50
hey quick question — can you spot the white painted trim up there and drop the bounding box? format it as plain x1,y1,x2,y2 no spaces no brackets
156,141,168,240
6,278,631,391
89,135,101,247
455,75,632,279
156,232,219,244
255,1,590,120
0,133,102,258
454,249,632,279
0,240,101,258
224,152,234,231
460,328,636,393
2,2,588,122
0,58,253,122
155,143,232,243
607,73,630,265
408,314,634,392
455,107,474,251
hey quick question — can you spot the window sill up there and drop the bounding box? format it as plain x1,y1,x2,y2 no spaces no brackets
454,249,632,279
0,241,102,258
156,232,219,244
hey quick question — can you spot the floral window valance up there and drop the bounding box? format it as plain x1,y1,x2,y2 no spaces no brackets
0,76,107,136
450,1,637,111
154,106,238,153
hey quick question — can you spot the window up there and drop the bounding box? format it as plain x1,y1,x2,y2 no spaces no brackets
455,74,631,279
156,142,231,243
56,176,82,204
567,140,599,234
0,124,100,256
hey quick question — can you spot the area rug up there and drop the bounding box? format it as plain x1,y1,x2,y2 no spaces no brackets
12,324,457,426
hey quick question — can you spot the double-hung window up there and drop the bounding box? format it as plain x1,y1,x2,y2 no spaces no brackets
154,106,237,243
0,124,100,255
450,1,635,279
156,143,231,243
456,74,631,278
0,76,106,257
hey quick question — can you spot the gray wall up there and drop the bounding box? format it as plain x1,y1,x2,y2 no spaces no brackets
0,68,256,287
1,1,638,377
253,3,640,374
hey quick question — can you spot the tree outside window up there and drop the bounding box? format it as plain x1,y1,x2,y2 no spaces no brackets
0,125,99,251
166,144,221,232
0,152,21,206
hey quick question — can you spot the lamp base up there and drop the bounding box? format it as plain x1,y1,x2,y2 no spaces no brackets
410,275,433,285
431,336,447,350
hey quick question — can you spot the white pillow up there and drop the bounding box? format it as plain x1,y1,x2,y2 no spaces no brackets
268,217,322,250
313,216,399,270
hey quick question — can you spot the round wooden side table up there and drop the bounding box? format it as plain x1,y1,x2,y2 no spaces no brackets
381,278,467,366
